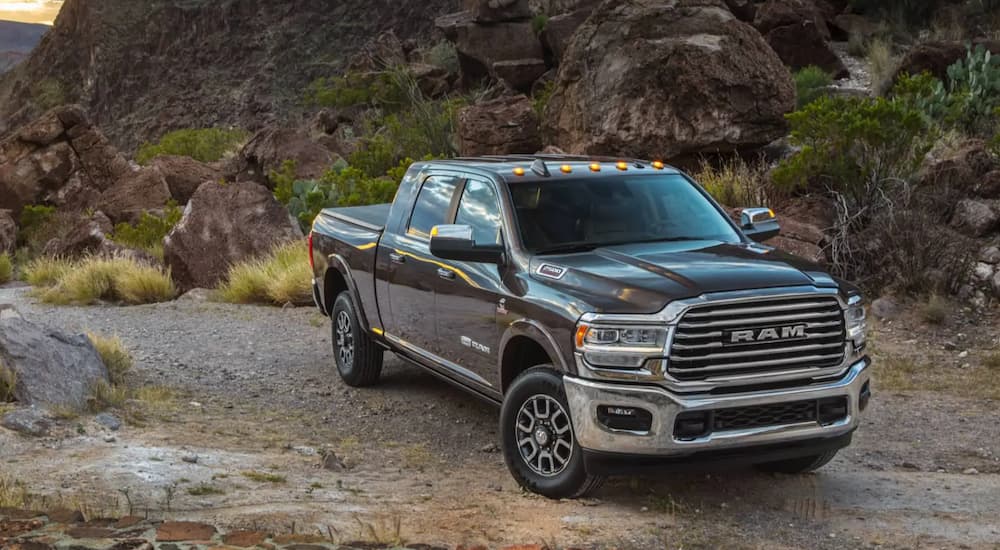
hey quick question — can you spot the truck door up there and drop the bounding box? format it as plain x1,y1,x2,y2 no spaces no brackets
380,174,461,355
434,177,506,390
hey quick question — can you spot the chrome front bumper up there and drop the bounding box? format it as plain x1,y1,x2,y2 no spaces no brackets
563,358,870,456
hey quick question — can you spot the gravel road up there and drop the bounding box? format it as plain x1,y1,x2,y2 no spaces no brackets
1,283,999,549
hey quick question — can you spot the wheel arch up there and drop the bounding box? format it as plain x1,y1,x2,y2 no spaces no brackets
322,255,372,330
498,321,571,394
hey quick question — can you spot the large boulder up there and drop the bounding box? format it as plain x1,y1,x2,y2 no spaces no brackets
917,139,995,192
163,181,304,290
0,209,15,254
150,155,222,204
544,0,795,160
237,128,335,185
97,166,172,224
458,95,542,156
894,40,1000,84
950,199,1000,237
465,0,531,22
493,59,549,93
724,0,757,21
754,0,847,78
436,12,544,84
541,9,593,63
39,211,151,262
754,0,830,39
0,312,109,411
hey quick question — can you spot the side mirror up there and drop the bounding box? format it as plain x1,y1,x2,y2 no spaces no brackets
429,224,505,264
741,207,781,242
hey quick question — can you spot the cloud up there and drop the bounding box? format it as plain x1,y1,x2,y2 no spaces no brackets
0,1,63,25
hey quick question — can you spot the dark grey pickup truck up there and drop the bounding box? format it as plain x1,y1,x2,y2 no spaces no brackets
308,155,871,498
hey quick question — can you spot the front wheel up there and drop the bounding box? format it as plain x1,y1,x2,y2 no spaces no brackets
331,291,383,387
755,449,839,474
500,367,604,499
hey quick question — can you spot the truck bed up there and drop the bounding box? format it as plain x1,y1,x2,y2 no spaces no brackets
322,203,391,232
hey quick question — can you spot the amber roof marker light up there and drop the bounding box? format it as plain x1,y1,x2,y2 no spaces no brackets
512,167,526,176
560,164,573,174
589,163,601,172
616,161,628,171
652,160,665,170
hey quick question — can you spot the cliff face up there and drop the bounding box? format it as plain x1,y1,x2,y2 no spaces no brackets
0,0,459,151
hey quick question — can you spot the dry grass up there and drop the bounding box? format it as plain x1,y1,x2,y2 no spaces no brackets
692,156,775,208
87,333,134,385
218,241,312,306
0,361,16,403
876,354,1000,400
983,351,1000,371
187,484,225,496
918,294,949,325
241,471,287,483
31,256,175,305
0,252,12,284
867,37,899,95
88,380,129,412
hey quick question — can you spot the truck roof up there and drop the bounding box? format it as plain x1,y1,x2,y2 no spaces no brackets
419,154,681,183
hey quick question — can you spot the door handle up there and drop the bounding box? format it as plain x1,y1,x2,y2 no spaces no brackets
437,268,455,280
389,252,406,264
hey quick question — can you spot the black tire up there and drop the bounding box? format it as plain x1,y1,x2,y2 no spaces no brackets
755,449,839,474
501,366,604,499
331,291,383,387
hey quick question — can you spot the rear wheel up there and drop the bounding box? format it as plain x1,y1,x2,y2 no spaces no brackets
331,291,383,387
755,449,839,474
501,367,604,499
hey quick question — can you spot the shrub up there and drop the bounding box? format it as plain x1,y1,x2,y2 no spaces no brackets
424,41,459,74
940,45,1000,136
88,380,128,412
17,204,57,252
0,363,15,403
794,66,832,109
693,156,776,208
35,256,175,306
217,241,312,305
31,78,67,110
919,294,950,324
22,256,72,287
532,79,555,118
531,14,549,35
87,333,133,386
110,202,183,259
0,253,11,284
135,128,249,165
772,95,931,206
867,37,898,95
305,70,407,111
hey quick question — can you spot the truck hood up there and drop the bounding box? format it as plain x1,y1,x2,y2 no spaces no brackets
528,240,839,315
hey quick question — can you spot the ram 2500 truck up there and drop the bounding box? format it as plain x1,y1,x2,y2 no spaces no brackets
308,155,871,498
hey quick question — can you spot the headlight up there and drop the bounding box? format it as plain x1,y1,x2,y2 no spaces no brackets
846,295,867,353
575,324,669,369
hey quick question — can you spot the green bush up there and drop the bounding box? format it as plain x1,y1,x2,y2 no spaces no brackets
17,204,57,253
0,253,11,284
31,78,67,110
110,202,183,259
304,70,407,111
531,14,549,35
772,95,932,206
135,128,249,165
532,79,556,118
217,242,312,305
424,42,460,74
794,66,832,109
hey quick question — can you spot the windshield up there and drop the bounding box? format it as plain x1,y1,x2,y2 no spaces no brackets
509,174,741,254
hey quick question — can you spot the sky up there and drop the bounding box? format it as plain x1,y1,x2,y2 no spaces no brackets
0,0,63,25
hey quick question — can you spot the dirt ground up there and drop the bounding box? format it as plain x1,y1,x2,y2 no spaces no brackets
1,283,999,549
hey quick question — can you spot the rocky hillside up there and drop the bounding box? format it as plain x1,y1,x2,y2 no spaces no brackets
0,0,459,151
0,20,48,74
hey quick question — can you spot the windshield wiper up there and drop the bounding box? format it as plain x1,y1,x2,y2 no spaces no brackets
533,242,601,255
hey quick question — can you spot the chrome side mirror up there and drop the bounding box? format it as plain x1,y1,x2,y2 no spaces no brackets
741,207,781,242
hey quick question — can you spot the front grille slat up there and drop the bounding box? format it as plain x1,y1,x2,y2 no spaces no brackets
669,295,846,381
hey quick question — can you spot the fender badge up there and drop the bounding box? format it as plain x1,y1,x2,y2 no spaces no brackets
536,264,567,280
496,298,508,315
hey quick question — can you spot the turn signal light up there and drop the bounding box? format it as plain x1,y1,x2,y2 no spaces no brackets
307,233,314,270
616,161,628,171
575,324,589,348
512,167,525,176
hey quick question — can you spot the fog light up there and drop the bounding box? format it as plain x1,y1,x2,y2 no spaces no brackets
673,411,710,439
817,397,848,425
859,381,871,412
597,405,652,432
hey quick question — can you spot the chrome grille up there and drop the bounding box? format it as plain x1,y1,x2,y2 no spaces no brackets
668,296,846,381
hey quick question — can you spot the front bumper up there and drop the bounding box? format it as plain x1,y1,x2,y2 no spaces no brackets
563,357,870,456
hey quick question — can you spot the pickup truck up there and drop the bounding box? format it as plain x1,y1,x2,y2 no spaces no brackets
308,155,871,498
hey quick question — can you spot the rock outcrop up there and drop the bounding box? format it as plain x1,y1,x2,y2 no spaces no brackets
163,181,303,290
543,0,795,160
237,128,336,185
436,8,545,88
458,95,542,156
753,0,848,79
894,40,1000,84
0,311,109,411
150,155,222,204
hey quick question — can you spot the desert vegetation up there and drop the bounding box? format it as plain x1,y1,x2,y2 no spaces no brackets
135,128,249,165
217,242,312,306
24,256,176,306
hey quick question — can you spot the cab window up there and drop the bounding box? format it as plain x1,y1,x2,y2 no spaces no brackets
407,175,460,239
455,179,503,246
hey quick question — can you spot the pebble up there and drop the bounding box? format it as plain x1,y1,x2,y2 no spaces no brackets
103,435,116,443
958,351,969,358
181,454,199,464
962,468,979,475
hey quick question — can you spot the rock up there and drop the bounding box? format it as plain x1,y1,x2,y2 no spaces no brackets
150,155,222,204
724,0,757,21
974,170,1000,199
40,211,146,260
436,13,544,83
541,9,592,63
992,271,1000,297
963,467,979,475
464,0,531,22
177,288,213,302
973,262,994,282
1,407,52,436
409,63,453,98
94,412,122,431
983,246,1000,264
181,453,199,464
754,0,830,40
223,531,268,548
156,522,217,543
894,40,1000,85
237,128,335,184
321,449,346,471
457,95,542,156
763,21,849,78
950,199,999,238
0,315,109,410
871,296,902,320
918,139,994,191
493,59,548,93
0,209,16,253
103,434,117,443
543,0,795,161
163,181,303,291
97,166,173,224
